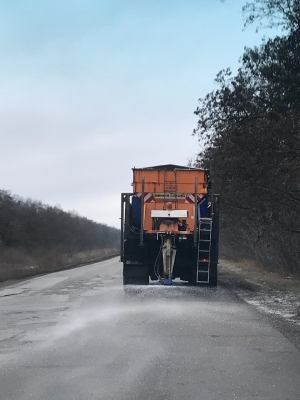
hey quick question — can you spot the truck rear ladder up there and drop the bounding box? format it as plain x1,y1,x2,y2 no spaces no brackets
196,218,212,283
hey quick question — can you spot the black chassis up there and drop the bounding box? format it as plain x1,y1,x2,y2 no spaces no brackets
120,193,220,284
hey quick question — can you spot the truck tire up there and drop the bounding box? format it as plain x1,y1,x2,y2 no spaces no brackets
209,263,218,287
123,264,149,285
123,276,149,285
188,274,197,286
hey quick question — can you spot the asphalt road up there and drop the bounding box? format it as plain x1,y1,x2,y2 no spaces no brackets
0,257,299,400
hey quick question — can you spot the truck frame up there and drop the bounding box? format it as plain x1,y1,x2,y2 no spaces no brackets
120,164,219,286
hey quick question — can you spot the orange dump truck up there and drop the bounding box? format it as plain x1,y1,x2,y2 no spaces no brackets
120,164,219,285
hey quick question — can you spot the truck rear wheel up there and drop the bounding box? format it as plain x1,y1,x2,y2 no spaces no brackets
123,264,149,285
123,276,149,285
209,263,218,287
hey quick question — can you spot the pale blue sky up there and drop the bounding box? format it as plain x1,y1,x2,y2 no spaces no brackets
1,0,275,227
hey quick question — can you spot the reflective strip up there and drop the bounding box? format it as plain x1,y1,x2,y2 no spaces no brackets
136,192,155,203
184,194,204,203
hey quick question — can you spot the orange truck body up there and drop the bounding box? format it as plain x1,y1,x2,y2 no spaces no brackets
133,167,209,234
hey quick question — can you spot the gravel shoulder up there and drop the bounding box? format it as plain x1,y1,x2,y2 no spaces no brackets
219,258,300,348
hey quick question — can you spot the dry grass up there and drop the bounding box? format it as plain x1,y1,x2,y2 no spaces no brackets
220,258,300,294
0,247,119,282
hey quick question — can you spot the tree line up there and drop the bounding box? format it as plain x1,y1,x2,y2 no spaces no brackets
0,190,119,255
193,0,300,275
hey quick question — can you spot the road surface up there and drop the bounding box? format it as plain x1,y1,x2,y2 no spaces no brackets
0,257,299,399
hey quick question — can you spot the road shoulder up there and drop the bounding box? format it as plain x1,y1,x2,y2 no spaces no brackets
219,258,300,348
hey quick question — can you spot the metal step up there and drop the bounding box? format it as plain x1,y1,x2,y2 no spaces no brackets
197,275,209,283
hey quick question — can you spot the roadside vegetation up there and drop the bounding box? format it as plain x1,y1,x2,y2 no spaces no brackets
0,190,119,281
193,0,300,276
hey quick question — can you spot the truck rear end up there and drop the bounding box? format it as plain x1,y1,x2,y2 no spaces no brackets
120,164,219,286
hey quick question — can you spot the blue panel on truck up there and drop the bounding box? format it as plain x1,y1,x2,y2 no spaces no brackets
199,197,208,218
132,196,141,228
